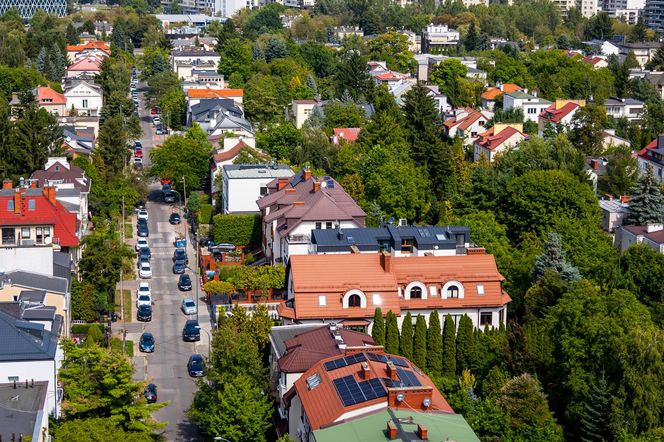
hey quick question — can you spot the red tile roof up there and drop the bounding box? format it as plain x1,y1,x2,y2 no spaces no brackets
67,57,102,72
375,71,408,81
333,128,361,142
623,225,664,244
291,349,453,431
475,126,526,151
539,102,579,123
36,87,66,106
187,88,244,99
66,41,111,53
480,83,523,100
582,56,605,66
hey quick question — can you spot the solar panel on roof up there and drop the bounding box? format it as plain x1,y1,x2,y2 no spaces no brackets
390,357,409,368
324,353,367,371
333,375,388,407
383,377,401,388
327,180,335,188
396,368,422,387
367,353,389,363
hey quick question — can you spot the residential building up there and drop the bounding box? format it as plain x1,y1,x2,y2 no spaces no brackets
63,80,103,117
61,124,96,157
480,83,523,110
182,68,225,90
599,198,630,232
502,90,552,122
473,123,528,162
171,36,218,51
331,128,361,144
221,164,294,214
284,348,479,442
636,134,664,182
645,0,664,34
554,0,598,17
582,39,621,56
155,14,219,32
0,380,50,442
188,98,244,130
186,87,244,106
603,0,645,23
210,137,267,205
421,24,460,53
617,223,664,253
279,251,511,332
0,271,70,329
538,100,585,136
34,87,66,116
443,109,494,143
64,56,103,79
269,324,374,419
602,129,631,149
257,169,366,265
57,115,100,137
291,100,317,129
65,40,110,63
582,55,609,69
645,71,664,99
618,41,662,67
309,223,470,256
171,49,221,79
0,0,65,19
604,97,644,120
332,26,364,41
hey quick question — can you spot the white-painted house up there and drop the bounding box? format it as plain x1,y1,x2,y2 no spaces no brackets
63,80,103,117
221,164,294,214
502,91,552,122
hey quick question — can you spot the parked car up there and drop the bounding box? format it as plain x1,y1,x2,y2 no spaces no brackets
139,247,151,260
210,243,235,253
135,238,148,251
137,222,149,237
152,116,161,125
181,298,197,315
172,248,188,264
134,149,143,158
187,354,205,377
182,319,200,341
150,107,159,115
169,213,181,225
136,292,152,308
144,383,157,403
163,191,175,203
139,332,155,352
133,158,143,169
137,282,151,298
137,255,150,269
156,126,165,135
137,209,149,221
139,262,152,278
134,141,142,149
172,260,186,274
137,304,152,321
178,274,192,291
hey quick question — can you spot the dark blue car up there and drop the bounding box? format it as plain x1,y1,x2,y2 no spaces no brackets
139,332,155,352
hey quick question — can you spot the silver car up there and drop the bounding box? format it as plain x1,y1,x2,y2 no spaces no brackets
181,298,197,315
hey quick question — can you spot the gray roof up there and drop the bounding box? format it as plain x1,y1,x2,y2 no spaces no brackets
223,164,294,180
270,324,327,358
211,113,253,133
171,49,219,57
0,310,59,361
311,224,470,253
599,199,630,213
191,99,243,121
0,381,48,442
5,271,69,295
55,188,81,197
63,79,102,94
504,91,552,105
52,252,72,279
619,42,662,49
19,290,46,304
604,97,644,106
21,306,56,321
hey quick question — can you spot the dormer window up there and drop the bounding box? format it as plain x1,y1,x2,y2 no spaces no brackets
410,287,422,299
7,200,14,211
348,294,361,307
447,285,459,298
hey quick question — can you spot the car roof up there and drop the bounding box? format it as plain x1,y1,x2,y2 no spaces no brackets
141,262,150,268
185,319,199,325
141,332,153,338
183,298,195,304
190,354,203,361
139,282,150,287
180,274,191,279
138,304,151,311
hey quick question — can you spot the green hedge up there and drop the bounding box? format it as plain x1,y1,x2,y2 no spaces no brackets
71,323,105,336
199,204,213,224
212,214,261,246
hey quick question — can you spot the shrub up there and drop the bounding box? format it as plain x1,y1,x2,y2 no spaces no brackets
71,323,105,336
212,214,261,246
199,204,213,224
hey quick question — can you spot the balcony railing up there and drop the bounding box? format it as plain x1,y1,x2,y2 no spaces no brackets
287,234,310,244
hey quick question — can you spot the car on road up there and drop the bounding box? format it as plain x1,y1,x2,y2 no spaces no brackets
144,383,157,403
182,319,201,341
137,255,150,269
137,209,149,221
134,149,143,158
136,290,152,307
139,332,155,352
152,116,161,125
211,243,236,253
151,107,159,115
181,298,197,315
137,282,151,297
187,354,205,377
169,212,181,225
137,222,149,237
133,158,143,169
178,274,192,291
163,191,176,203
137,304,152,322
135,238,148,251
134,141,142,149
155,125,165,135
139,262,152,278
173,248,188,264
172,260,186,274
139,247,151,260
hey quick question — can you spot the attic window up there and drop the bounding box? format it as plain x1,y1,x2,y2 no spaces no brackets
306,373,321,390
7,200,13,211
319,295,326,306
55,165,60,171
28,200,36,211
477,284,485,296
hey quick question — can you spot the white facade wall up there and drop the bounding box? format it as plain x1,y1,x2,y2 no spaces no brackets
64,85,103,116
638,156,664,183
280,220,361,263
223,177,274,213
0,246,53,273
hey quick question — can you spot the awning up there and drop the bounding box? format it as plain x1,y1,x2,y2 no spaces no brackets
340,319,369,327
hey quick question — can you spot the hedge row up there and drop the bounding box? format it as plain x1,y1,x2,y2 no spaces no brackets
71,323,104,335
212,214,261,246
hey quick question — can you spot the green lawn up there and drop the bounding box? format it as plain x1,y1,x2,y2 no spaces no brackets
124,222,133,239
115,289,132,322
110,337,134,357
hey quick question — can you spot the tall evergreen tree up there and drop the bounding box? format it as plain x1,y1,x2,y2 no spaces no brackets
442,315,457,377
50,44,65,81
385,310,400,354
426,311,443,374
626,165,664,225
533,232,581,282
65,22,79,45
36,46,47,73
402,81,440,167
580,375,612,442
399,312,413,359
95,115,129,182
456,315,475,373
413,314,427,370
306,75,318,96
464,21,479,52
371,308,385,347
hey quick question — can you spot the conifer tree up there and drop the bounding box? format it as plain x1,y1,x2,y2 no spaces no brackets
306,75,318,96
371,308,385,347
413,314,427,370
580,375,612,442
533,232,581,282
456,315,475,373
442,315,456,377
464,21,479,52
399,312,413,359
385,310,400,354
426,311,442,374
626,165,664,225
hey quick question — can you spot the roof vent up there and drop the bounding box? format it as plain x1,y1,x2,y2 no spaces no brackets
306,373,321,390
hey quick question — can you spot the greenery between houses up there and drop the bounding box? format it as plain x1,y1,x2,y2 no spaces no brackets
212,214,262,246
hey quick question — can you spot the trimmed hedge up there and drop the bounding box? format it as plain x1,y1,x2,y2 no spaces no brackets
71,323,104,336
212,214,261,246
199,204,213,224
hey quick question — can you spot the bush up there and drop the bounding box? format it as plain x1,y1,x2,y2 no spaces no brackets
71,323,105,336
212,214,261,246
199,204,213,224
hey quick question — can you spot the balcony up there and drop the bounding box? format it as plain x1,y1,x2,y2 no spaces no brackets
287,234,310,244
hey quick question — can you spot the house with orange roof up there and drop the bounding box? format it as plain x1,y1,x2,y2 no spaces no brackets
283,346,479,441
65,41,110,63
636,134,664,184
279,250,511,333
34,87,66,116
332,128,361,144
257,169,366,265
473,123,527,162
582,55,608,69
538,99,585,136
443,109,493,144
480,83,523,110
186,87,244,106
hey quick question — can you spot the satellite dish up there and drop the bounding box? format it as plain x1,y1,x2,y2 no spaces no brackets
320,180,327,188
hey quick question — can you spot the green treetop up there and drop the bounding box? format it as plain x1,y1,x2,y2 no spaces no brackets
385,310,400,354
413,314,427,370
371,307,385,346
399,312,413,359
626,165,664,225
426,311,442,374
442,315,457,377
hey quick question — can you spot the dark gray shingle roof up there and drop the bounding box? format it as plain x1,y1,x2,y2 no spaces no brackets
6,271,69,295
0,310,59,361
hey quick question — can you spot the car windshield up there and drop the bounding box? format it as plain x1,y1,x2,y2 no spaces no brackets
139,305,151,312
184,300,195,307
138,295,150,301
141,264,150,270
142,334,153,343
180,275,191,283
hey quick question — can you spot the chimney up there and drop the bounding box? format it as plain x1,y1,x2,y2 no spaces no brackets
380,251,392,273
43,186,57,206
386,421,397,440
417,424,428,440
646,223,664,233
285,188,297,194
591,159,599,170
313,181,320,193
303,168,312,181
13,190,21,214
293,201,304,206
466,247,486,255
277,177,289,191
361,362,371,379
29,181,37,189
2,179,12,189
386,361,398,380
620,195,631,204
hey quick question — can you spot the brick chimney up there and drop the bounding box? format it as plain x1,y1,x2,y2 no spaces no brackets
466,247,486,255
313,181,320,193
29,180,37,189
43,186,57,206
620,195,631,203
380,251,392,273
285,188,297,194
13,189,21,214
417,424,428,440
386,421,397,440
293,201,304,206
361,362,371,379
277,177,289,191
2,179,12,189
386,361,398,380
303,168,311,181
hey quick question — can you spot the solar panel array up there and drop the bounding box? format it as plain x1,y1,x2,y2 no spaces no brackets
324,353,367,371
396,368,422,387
333,375,387,406
367,352,388,363
390,357,410,368
366,352,410,368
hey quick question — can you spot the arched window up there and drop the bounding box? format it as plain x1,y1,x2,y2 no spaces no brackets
447,285,459,298
410,286,422,299
348,294,362,307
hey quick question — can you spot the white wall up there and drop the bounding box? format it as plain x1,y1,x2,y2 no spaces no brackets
0,247,53,274
65,85,103,115
224,177,274,213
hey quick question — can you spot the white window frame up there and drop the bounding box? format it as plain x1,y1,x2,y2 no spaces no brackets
404,281,427,300
342,289,367,309
441,281,464,299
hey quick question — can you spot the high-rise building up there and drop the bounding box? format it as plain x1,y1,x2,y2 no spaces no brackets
645,0,664,33
555,0,600,18
0,0,66,19
603,0,645,24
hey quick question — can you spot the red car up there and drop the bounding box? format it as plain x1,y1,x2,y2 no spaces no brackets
161,178,171,185
150,107,159,115
135,149,144,158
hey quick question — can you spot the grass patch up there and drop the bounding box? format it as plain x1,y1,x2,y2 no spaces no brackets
110,337,134,357
124,222,133,239
115,289,132,322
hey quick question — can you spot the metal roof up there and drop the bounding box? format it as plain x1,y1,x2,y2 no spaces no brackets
6,271,69,295
0,310,59,361
0,381,48,442
223,164,294,179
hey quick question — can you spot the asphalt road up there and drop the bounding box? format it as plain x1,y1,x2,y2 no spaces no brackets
115,80,212,441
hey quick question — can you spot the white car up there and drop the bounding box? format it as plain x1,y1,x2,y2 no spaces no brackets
137,209,149,221
136,293,152,308
181,298,197,315
135,238,148,251
139,262,152,279
137,282,151,298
